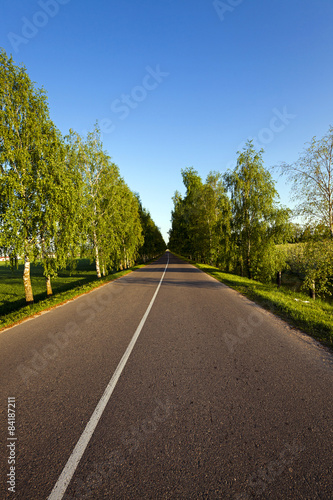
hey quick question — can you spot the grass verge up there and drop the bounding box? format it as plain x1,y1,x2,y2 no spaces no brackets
0,263,146,332
177,255,333,350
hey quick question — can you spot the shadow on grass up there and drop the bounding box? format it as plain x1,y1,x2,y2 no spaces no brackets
0,278,95,316
0,270,100,317
0,261,144,324
0,298,27,317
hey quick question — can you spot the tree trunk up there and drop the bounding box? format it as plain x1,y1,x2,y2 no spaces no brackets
23,256,34,304
46,275,53,296
93,230,101,278
95,248,101,278
41,237,53,296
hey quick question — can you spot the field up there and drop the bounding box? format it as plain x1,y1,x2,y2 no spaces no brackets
0,259,144,330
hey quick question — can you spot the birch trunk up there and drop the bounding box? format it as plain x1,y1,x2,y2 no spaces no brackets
93,230,102,278
46,275,53,296
23,255,34,304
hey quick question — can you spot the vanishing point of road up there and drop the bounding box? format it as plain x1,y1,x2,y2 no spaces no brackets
0,252,332,499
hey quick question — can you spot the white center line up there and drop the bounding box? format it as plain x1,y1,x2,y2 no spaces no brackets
48,252,170,500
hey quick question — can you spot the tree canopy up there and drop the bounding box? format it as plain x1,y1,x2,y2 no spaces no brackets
169,142,291,282
277,126,333,237
0,49,165,303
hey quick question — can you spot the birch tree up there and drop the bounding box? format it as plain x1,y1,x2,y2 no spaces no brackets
38,125,84,295
277,126,333,236
68,125,144,277
224,142,290,280
0,49,54,303
69,125,121,278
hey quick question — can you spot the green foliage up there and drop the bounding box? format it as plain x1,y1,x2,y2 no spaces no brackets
0,49,74,300
224,141,291,280
115,182,144,270
0,50,161,302
301,240,333,297
277,126,333,236
0,48,52,262
67,125,122,276
168,168,231,265
136,196,166,261
283,240,333,298
169,143,291,283
250,242,289,284
66,125,147,276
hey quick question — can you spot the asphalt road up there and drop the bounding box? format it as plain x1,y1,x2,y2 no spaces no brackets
0,252,332,499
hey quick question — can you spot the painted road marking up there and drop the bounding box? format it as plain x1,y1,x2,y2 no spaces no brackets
48,253,170,500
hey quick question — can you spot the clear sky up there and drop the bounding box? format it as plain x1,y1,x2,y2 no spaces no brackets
1,0,333,242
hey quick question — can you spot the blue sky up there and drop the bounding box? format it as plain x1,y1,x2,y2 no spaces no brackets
1,0,333,242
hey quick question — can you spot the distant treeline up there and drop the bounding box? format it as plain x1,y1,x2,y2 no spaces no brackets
0,49,166,304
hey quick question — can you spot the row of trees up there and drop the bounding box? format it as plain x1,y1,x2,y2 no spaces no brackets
169,125,333,298
168,143,291,282
0,49,165,304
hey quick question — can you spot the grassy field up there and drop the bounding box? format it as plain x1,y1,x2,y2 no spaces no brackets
175,256,333,350
0,259,145,331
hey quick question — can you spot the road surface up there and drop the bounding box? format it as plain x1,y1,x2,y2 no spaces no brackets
0,252,332,499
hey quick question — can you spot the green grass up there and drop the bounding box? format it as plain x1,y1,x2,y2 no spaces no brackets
177,256,333,350
0,260,146,331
